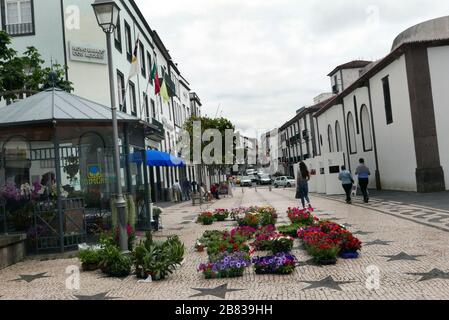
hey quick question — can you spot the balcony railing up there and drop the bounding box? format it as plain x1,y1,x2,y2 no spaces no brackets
5,22,34,36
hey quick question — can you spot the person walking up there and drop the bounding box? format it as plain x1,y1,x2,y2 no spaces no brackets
355,158,371,203
182,179,191,201
172,180,182,203
338,166,354,204
295,162,312,209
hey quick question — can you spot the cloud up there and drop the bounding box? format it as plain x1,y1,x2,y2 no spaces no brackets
136,0,449,137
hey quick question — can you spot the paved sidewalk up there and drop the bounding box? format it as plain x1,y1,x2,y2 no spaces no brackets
1,188,449,300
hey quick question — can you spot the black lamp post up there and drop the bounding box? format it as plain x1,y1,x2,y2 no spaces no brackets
92,0,128,252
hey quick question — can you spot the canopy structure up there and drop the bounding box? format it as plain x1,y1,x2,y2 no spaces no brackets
0,87,140,127
132,150,185,167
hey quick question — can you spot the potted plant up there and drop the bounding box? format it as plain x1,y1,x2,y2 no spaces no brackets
270,235,295,254
339,232,362,259
303,233,340,265
78,247,102,271
99,244,133,278
133,234,185,281
198,252,251,279
252,253,297,275
257,206,278,226
230,226,257,241
238,213,259,229
197,212,214,225
213,209,229,222
287,207,317,226
278,224,301,238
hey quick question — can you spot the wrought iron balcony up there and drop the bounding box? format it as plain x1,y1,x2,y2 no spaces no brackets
4,23,34,36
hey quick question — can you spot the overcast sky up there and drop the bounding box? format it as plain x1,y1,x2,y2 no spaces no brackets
136,0,449,137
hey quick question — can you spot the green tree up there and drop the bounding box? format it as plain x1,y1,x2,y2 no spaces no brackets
183,116,237,181
0,30,73,102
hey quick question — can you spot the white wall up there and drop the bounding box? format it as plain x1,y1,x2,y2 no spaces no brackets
341,69,363,90
369,55,417,191
342,87,376,188
428,45,449,190
6,1,66,68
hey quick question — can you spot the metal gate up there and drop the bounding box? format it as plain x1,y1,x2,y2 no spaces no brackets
32,198,86,253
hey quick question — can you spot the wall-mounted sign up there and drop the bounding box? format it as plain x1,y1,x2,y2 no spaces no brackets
87,165,105,185
69,42,107,64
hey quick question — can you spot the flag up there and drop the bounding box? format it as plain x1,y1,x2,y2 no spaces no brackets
128,37,140,79
160,79,170,103
151,61,161,95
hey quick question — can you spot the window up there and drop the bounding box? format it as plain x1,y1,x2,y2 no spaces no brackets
360,105,373,151
117,70,125,112
335,121,343,152
139,41,146,78
124,21,132,62
150,99,156,118
353,96,360,134
382,76,393,124
1,0,34,36
147,52,153,84
129,81,137,116
347,112,357,154
144,93,150,123
114,14,122,52
327,125,334,153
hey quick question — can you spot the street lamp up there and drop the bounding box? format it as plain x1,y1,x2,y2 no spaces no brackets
92,0,128,252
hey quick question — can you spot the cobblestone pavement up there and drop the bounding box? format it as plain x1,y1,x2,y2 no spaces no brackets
321,191,449,233
1,187,449,300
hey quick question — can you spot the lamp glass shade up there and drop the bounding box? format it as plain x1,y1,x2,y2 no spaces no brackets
92,1,120,33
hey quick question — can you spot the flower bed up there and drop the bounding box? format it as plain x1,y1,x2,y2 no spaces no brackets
252,253,297,275
298,220,362,264
237,206,278,228
206,231,250,262
253,225,277,251
195,230,226,252
230,226,257,241
287,207,316,226
198,252,251,279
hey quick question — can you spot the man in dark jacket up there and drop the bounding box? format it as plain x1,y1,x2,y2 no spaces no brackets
355,158,371,203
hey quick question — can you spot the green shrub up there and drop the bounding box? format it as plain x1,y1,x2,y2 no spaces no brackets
99,245,132,278
133,234,185,281
78,248,102,271
164,236,185,265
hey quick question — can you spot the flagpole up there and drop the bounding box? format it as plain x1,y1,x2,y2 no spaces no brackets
140,77,152,119
121,81,130,112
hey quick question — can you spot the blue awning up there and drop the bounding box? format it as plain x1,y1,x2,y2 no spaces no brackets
131,150,185,167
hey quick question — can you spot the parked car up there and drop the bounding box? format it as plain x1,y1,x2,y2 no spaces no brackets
249,175,259,184
258,174,272,185
240,176,253,187
273,176,296,188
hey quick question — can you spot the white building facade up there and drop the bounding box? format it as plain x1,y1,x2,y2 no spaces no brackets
0,0,207,201
315,16,449,193
273,16,449,194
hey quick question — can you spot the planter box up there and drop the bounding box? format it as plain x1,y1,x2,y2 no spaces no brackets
0,234,27,270
340,252,360,259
